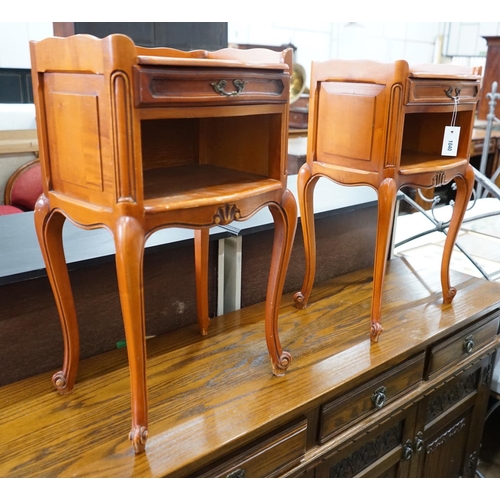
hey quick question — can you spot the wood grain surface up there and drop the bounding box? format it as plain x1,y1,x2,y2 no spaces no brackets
1,256,499,477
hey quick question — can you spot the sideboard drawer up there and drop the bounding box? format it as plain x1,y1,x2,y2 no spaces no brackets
319,354,425,444
134,67,288,107
426,313,499,379
197,418,307,478
406,79,480,106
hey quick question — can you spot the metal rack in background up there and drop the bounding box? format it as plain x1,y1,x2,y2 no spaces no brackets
395,81,500,282
478,81,500,198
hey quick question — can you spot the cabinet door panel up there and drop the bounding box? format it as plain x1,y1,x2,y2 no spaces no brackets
420,407,473,477
315,81,387,172
416,355,495,477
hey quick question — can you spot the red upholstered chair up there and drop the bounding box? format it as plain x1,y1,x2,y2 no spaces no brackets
5,158,43,211
1,159,42,215
0,205,23,215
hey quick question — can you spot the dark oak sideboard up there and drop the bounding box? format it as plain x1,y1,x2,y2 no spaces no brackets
0,255,499,478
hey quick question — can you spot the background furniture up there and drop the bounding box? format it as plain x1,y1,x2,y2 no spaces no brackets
478,36,500,121
0,128,38,205
293,59,481,341
477,82,500,195
3,158,41,211
52,22,228,51
470,126,500,183
30,34,296,453
0,158,41,215
0,204,22,215
0,68,33,104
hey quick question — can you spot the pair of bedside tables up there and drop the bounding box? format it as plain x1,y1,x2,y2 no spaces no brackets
30,34,481,452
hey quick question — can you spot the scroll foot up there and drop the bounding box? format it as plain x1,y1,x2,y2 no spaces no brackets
200,325,209,336
443,287,457,304
272,351,293,377
52,371,73,395
293,291,308,310
129,425,148,454
370,322,384,343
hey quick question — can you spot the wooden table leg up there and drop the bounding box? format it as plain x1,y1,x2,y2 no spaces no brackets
441,163,475,303
194,228,210,336
266,189,297,376
294,164,319,310
114,216,148,454
370,178,397,342
34,195,80,395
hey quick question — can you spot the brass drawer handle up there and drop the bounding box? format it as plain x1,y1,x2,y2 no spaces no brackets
463,334,475,354
444,86,461,100
211,79,247,97
371,386,387,410
226,468,246,478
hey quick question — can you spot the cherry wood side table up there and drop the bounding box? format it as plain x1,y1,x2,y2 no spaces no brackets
30,34,296,453
294,59,481,341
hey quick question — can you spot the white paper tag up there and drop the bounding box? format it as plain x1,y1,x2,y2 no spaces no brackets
441,126,460,156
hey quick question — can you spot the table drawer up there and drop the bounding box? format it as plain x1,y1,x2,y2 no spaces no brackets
319,354,425,444
197,418,307,477
134,67,289,107
315,411,412,478
406,78,480,105
426,313,499,379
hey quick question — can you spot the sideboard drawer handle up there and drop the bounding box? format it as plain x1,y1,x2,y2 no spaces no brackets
211,79,247,97
371,386,387,410
463,335,475,354
415,431,424,452
226,468,246,478
402,439,413,461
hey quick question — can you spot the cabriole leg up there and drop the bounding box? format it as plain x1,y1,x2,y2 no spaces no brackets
34,195,80,394
293,165,319,310
114,216,148,453
441,164,475,303
370,178,397,342
266,189,297,376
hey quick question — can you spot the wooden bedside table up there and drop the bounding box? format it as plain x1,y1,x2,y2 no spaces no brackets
294,59,481,341
30,34,296,452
